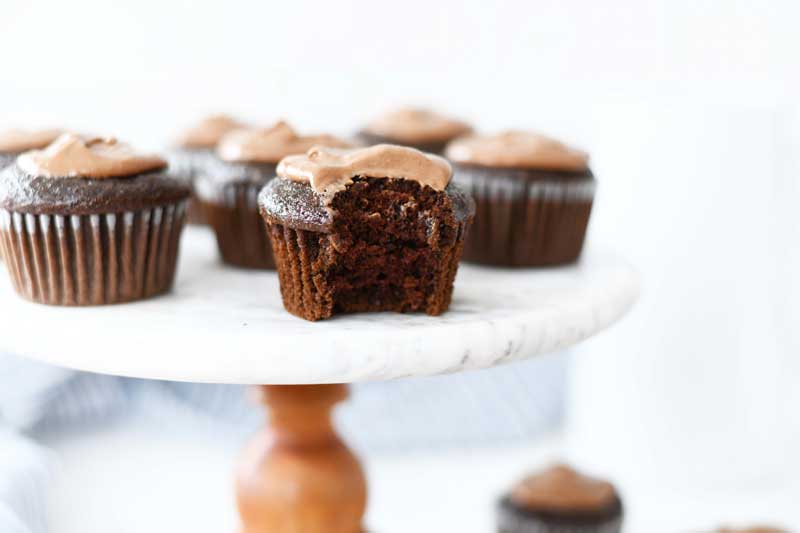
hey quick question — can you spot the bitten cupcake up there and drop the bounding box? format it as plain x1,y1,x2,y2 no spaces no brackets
0,134,190,305
447,131,595,267
168,114,247,225
497,464,623,533
0,129,64,169
258,144,475,321
359,108,472,155
196,121,351,270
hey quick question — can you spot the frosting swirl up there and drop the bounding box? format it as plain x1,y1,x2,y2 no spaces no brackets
510,464,617,513
0,129,65,153
446,131,589,171
17,134,167,179
218,121,351,164
177,114,247,149
364,108,471,144
277,144,452,195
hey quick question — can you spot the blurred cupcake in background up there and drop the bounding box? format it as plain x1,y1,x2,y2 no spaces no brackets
0,129,64,169
497,463,623,533
168,114,247,225
196,121,351,269
0,134,191,305
447,131,595,267
359,107,471,154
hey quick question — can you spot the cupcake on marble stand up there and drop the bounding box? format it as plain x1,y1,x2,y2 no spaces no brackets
0,134,190,305
497,464,623,533
196,121,351,270
358,107,471,155
258,144,475,321
167,114,247,225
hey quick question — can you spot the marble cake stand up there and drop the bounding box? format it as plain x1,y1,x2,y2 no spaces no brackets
0,228,639,533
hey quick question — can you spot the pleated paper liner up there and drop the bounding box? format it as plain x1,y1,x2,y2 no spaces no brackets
0,201,187,305
200,182,275,269
455,171,596,267
264,220,469,322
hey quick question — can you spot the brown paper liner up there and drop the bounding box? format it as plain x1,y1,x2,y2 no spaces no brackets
458,175,595,267
0,202,187,305
497,497,623,533
200,182,275,270
264,221,469,321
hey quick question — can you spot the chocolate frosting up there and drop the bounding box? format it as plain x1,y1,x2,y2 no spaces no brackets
0,129,64,154
510,464,617,513
277,144,452,197
217,121,350,164
446,131,589,171
177,114,247,149
364,108,471,143
17,134,167,179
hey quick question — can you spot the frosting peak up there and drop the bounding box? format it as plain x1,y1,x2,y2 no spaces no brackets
277,144,452,195
446,131,589,171
365,108,471,143
218,121,351,164
0,129,65,153
17,134,167,179
510,464,617,512
177,114,247,149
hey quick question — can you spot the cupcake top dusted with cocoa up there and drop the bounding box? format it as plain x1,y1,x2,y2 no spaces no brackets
363,108,472,145
176,114,247,150
509,464,618,513
446,130,589,172
0,129,65,155
1,134,189,215
260,144,472,232
218,121,351,165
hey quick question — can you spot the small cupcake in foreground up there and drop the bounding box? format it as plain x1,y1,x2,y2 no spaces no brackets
447,131,595,267
0,134,190,305
359,108,471,155
259,144,475,321
497,464,623,533
0,129,64,169
168,114,247,225
196,121,351,270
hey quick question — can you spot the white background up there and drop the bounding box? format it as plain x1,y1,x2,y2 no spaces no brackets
3,1,800,531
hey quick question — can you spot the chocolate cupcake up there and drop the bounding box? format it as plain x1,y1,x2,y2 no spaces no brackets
0,134,190,305
0,129,64,169
258,144,474,321
497,464,623,533
359,108,471,154
167,114,247,225
196,121,350,270
447,131,595,267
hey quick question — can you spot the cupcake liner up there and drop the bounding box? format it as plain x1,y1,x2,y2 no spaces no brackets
264,220,469,321
201,182,275,269
456,170,595,267
0,202,187,305
497,499,623,533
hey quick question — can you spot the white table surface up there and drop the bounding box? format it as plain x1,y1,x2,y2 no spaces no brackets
0,228,639,384
40,405,800,533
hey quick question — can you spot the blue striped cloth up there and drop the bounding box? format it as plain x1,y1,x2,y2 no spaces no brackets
0,352,565,532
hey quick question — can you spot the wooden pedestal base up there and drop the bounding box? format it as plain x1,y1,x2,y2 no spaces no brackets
236,385,367,533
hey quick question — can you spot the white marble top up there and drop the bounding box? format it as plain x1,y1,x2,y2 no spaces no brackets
0,228,639,384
